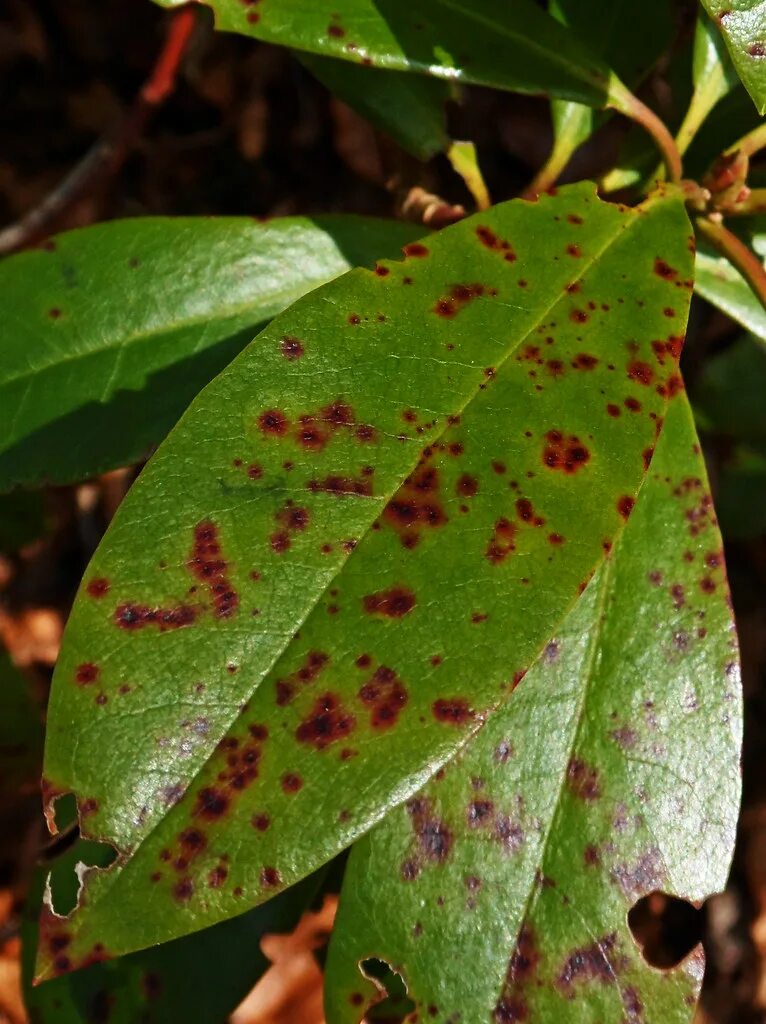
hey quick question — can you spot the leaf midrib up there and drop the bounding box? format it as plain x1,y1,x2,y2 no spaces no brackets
59,197,654,955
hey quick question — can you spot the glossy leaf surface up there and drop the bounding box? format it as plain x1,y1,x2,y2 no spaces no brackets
695,226,766,341
154,0,617,109
700,1,766,113
39,183,693,978
300,53,450,161
0,215,420,490
326,394,741,1023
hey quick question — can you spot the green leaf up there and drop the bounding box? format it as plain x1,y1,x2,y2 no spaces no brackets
694,333,766,441
543,0,674,185
38,182,694,978
300,53,450,161
699,1,766,114
682,13,741,150
325,393,741,1023
154,0,618,109
695,223,766,341
24,849,322,1023
0,215,420,491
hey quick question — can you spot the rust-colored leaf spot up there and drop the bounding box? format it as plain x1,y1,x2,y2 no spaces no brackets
362,587,416,618
114,602,197,632
569,309,588,323
606,403,620,418
281,772,303,793
296,693,356,749
280,336,304,359
374,263,390,277
654,258,677,280
542,431,591,474
566,757,601,801
193,787,230,821
384,460,447,548
572,353,598,370
456,473,479,497
188,521,239,619
556,933,619,995
307,473,372,496
261,866,281,888
566,243,582,258
86,578,110,598
486,517,518,564
627,360,654,386
359,665,408,729
433,283,488,318
258,410,289,436
432,698,473,724
516,498,545,527
75,663,100,685
403,243,429,258
407,798,454,864
276,503,310,532
270,531,290,554
617,495,635,520
252,813,270,831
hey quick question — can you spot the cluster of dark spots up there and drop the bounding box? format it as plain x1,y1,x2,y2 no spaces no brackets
475,225,516,261
627,360,654,386
486,517,517,564
359,665,408,729
406,797,454,868
432,698,473,725
493,925,541,1023
670,582,686,608
654,258,677,280
617,495,635,520
516,498,544,527
75,662,99,685
86,577,110,598
433,282,494,318
114,601,197,631
188,521,238,618
556,933,622,995
275,650,329,706
296,693,356,748
542,431,591,474
384,460,447,548
566,757,601,801
612,847,666,896
362,586,416,618
572,353,598,370
280,335,304,359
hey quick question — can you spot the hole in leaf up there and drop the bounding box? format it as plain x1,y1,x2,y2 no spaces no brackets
42,793,118,916
360,957,415,1021
628,891,703,968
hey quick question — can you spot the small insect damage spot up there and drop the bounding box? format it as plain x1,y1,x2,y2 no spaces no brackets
629,892,703,969
275,650,329,706
433,282,495,318
296,693,356,749
542,431,591,474
363,587,416,618
359,665,408,729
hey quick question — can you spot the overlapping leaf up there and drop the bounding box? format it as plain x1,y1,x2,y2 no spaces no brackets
699,1,766,114
38,183,693,980
695,222,766,340
325,394,741,1023
154,0,618,109
0,215,419,490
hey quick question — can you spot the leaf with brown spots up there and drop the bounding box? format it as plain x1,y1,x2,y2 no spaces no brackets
40,183,694,976
325,396,741,1024
699,0,766,113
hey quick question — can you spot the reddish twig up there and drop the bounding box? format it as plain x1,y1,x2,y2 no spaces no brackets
0,6,198,256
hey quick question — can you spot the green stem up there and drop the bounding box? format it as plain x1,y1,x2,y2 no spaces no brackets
696,215,766,313
523,131,579,199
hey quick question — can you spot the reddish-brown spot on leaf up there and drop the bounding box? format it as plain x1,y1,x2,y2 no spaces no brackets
403,243,429,258
456,473,479,497
654,258,677,280
280,336,304,359
114,602,197,632
617,496,635,520
86,578,110,598
486,517,518,564
261,866,281,888
542,431,591,474
75,663,99,685
258,410,289,436
363,587,416,618
308,474,372,496
433,283,489,318
556,934,620,995
566,757,601,801
475,225,516,261
627,360,654,386
281,772,303,793
432,698,473,724
384,460,447,548
275,650,329,706
572,353,598,370
359,665,408,729
188,521,239,619
296,693,356,748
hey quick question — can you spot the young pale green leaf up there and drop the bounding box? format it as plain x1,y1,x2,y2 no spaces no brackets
154,0,618,109
542,0,673,188
695,226,766,341
325,394,741,1024
699,1,766,114
300,53,450,161
38,183,693,979
0,215,420,491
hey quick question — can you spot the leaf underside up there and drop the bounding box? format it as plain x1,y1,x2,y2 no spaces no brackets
325,393,742,1024
39,182,693,981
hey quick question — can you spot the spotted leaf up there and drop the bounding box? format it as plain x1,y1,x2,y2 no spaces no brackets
39,182,694,979
0,215,420,490
325,394,741,1024
699,0,766,114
